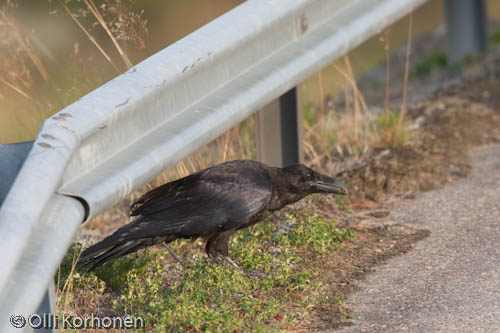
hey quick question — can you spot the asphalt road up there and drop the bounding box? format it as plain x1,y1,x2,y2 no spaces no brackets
339,144,500,332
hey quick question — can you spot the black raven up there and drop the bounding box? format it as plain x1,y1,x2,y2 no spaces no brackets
78,160,347,271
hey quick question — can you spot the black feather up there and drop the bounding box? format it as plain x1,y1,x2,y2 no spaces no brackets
78,160,346,269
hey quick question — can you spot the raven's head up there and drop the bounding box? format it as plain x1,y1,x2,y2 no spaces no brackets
281,164,347,196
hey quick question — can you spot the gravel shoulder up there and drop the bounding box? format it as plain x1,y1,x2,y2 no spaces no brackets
339,143,500,332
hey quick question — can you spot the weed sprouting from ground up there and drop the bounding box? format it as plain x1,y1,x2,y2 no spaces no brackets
491,28,500,45
56,243,107,316
374,108,412,147
413,52,447,76
58,214,353,331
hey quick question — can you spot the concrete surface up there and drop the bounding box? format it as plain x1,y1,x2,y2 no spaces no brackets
339,143,500,332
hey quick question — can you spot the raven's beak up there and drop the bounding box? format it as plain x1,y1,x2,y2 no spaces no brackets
311,175,347,195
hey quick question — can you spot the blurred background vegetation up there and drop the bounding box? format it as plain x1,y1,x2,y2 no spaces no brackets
1,0,499,144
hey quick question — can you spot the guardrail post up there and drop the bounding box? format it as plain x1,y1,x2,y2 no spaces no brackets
444,0,487,65
0,141,57,332
255,87,304,167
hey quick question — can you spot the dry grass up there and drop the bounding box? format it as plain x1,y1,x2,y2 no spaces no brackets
58,0,148,71
302,15,415,171
382,28,391,113
399,12,413,123
303,58,374,173
0,1,49,104
0,0,152,144
60,0,121,73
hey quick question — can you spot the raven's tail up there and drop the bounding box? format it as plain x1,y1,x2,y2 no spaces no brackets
77,217,175,270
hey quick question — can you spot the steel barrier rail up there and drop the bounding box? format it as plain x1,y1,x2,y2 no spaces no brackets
0,0,429,330
0,195,84,324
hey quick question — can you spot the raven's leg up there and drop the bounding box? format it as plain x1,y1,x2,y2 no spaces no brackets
206,231,240,268
205,235,223,265
214,233,243,270
163,242,185,267
213,230,242,270
213,230,233,256
214,230,265,277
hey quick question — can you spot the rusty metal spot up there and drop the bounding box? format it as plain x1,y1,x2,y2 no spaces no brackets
38,142,52,148
60,113,72,118
41,134,56,140
295,13,308,36
53,116,66,121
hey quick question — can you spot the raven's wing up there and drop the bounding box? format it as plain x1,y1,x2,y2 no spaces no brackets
130,174,199,217
126,167,273,239
78,162,273,269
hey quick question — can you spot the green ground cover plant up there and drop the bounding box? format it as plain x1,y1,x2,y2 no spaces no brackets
58,214,354,331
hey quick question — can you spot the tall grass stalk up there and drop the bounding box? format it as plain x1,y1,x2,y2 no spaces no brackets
60,0,121,73
383,28,391,114
82,0,133,69
400,13,413,124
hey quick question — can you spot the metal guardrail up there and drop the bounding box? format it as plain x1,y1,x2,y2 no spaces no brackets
0,0,431,330
0,142,60,331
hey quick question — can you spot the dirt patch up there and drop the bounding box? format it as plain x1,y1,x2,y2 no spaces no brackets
296,61,500,329
341,95,500,206
306,225,430,330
